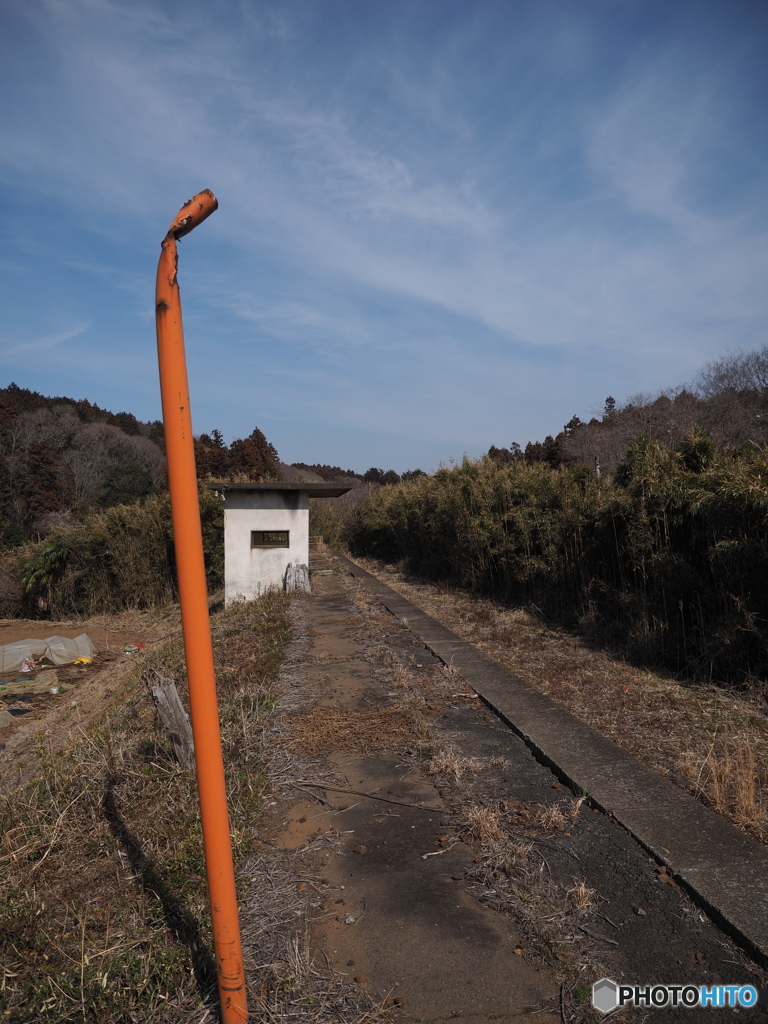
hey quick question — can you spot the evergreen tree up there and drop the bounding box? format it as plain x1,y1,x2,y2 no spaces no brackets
228,427,279,479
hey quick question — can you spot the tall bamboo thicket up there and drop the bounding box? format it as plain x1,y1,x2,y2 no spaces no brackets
347,439,768,688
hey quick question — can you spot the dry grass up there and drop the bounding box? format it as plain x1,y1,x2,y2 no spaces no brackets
694,734,768,827
535,803,569,834
356,557,768,844
426,749,483,784
448,789,611,1022
239,844,391,1024
462,800,607,984
566,881,596,914
1,698,217,1021
463,804,505,844
387,662,411,689
285,704,430,757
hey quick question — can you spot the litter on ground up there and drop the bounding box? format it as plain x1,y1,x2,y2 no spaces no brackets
0,634,96,673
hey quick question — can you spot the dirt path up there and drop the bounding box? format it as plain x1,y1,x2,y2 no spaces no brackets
270,560,767,1022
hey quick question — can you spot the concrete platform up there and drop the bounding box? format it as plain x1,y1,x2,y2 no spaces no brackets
336,552,768,967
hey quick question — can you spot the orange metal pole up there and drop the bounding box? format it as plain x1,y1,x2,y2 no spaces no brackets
155,190,248,1023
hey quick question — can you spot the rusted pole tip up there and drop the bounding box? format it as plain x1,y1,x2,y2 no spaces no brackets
166,189,218,241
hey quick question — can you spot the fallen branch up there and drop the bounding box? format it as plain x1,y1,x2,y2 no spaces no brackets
290,784,329,806
421,842,458,859
292,782,442,812
599,912,620,930
579,925,619,946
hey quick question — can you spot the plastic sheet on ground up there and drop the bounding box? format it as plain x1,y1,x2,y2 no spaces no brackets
0,634,96,673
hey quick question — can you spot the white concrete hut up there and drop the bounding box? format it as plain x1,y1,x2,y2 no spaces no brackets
209,482,351,605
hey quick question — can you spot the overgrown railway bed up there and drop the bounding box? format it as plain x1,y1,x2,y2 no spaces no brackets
299,551,768,1015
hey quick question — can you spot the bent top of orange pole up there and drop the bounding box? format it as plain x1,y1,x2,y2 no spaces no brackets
165,188,218,240
157,190,219,304
155,190,248,1024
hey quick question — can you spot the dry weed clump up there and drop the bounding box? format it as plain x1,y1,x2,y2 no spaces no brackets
426,748,482,784
348,582,383,623
440,660,461,685
437,773,606,980
489,754,511,769
463,805,607,982
388,662,411,689
570,795,587,821
566,880,596,914
534,803,569,834
0,590,293,1023
695,734,768,829
463,804,505,845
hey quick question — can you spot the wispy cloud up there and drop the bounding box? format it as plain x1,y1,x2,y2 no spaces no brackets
1,323,90,360
589,53,730,237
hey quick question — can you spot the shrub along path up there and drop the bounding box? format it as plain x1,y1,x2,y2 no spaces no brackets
276,556,767,1023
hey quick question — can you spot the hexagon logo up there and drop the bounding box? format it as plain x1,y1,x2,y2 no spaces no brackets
592,978,619,1014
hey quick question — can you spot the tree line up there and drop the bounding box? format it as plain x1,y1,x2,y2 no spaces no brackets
0,384,284,548
487,349,768,475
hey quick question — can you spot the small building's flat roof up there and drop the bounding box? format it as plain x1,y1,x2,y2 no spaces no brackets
207,481,353,498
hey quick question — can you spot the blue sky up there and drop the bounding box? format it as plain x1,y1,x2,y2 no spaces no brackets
1,0,767,473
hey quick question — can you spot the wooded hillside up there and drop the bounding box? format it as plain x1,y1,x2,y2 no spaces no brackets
0,384,288,615
0,384,285,548
0,383,166,543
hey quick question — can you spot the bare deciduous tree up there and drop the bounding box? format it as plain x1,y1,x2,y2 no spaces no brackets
695,346,768,398
0,406,167,520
